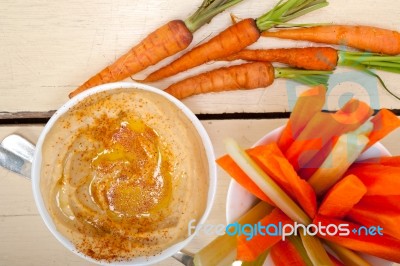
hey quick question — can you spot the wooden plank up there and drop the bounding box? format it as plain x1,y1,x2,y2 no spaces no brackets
0,121,400,265
1,0,400,114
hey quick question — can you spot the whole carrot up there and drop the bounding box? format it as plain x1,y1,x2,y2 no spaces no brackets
262,25,400,55
164,61,331,99
222,47,338,70
69,0,244,98
220,47,400,100
143,0,328,82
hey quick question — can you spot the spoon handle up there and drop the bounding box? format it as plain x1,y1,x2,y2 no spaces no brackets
0,134,35,178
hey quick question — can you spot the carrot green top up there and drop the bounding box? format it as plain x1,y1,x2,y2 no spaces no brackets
256,0,329,32
184,0,244,33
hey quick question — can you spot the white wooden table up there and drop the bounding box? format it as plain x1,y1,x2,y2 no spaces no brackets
1,0,400,265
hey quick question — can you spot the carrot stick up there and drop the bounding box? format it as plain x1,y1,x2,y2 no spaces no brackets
143,0,328,82
164,62,331,99
248,143,317,218
278,85,326,152
271,240,308,266
314,215,400,263
285,99,373,170
366,109,400,148
221,47,338,70
345,164,400,196
354,195,400,213
68,0,244,97
356,155,400,166
236,208,293,262
318,174,367,218
262,25,400,55
217,153,275,205
347,204,400,240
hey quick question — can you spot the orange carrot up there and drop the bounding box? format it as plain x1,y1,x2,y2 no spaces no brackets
248,143,317,218
164,62,274,99
144,18,261,82
355,155,400,166
366,109,400,148
271,240,307,266
164,61,331,99
143,0,328,82
285,99,373,170
278,85,326,152
347,204,400,240
236,208,293,261
318,174,367,218
353,195,400,213
217,153,275,205
262,25,400,55
68,0,245,97
345,164,400,196
314,215,400,263
221,47,338,70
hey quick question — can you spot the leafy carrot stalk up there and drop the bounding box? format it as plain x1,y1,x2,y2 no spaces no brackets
270,240,309,266
313,215,400,263
236,208,294,262
248,143,317,218
345,164,400,196
262,25,400,55
67,0,244,98
366,109,400,148
142,0,328,82
278,85,326,152
164,61,331,99
318,174,367,218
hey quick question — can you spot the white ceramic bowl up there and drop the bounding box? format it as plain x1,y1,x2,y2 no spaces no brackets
226,126,392,265
31,82,217,265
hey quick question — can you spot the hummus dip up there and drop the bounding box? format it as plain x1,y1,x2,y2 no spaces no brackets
40,88,209,261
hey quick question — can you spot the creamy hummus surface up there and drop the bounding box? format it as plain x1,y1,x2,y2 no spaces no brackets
40,88,209,261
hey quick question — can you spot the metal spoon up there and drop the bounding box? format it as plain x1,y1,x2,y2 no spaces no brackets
0,134,195,265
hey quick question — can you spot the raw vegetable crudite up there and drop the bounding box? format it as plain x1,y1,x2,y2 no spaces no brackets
213,85,400,265
262,25,400,55
220,47,400,100
164,61,331,99
68,0,244,97
142,0,329,82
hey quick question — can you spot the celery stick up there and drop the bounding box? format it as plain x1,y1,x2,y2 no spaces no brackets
241,249,269,266
288,235,313,266
193,201,273,266
224,138,311,225
299,228,334,266
308,133,369,196
325,241,372,266
352,121,373,136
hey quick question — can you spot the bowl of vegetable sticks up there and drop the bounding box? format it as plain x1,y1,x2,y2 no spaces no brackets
219,85,400,265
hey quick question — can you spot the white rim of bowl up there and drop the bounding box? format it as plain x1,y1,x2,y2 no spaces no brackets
31,81,217,265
